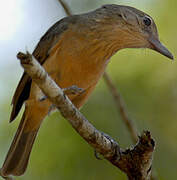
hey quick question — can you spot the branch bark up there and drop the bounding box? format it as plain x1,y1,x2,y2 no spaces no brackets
16,51,155,180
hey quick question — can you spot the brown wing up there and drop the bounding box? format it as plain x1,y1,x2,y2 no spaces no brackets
10,17,69,122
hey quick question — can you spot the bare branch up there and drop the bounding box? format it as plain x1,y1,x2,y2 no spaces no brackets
58,0,72,16
16,51,155,180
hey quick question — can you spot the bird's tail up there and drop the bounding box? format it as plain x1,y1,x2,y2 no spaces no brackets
1,110,40,176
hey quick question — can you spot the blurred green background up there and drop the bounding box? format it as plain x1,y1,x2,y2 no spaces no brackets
0,0,176,179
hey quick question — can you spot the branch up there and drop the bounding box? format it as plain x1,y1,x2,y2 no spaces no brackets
58,0,72,16
16,51,155,180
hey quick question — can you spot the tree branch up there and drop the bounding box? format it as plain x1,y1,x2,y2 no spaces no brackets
58,0,72,16
16,51,155,180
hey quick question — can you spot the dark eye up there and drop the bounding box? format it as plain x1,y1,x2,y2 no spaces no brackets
143,17,151,26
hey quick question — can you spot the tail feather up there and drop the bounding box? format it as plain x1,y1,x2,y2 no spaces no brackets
1,112,39,176
10,73,32,123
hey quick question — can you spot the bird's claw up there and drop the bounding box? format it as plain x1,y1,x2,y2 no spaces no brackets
62,85,84,95
39,85,84,102
41,85,84,115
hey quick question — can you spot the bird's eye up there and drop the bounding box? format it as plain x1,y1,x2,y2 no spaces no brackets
143,17,151,26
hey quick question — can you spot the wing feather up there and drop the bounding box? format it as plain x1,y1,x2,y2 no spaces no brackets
10,17,69,122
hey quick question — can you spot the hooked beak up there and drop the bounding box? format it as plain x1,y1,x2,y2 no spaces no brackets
149,36,173,60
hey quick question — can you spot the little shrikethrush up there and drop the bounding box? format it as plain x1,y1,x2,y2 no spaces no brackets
1,4,173,177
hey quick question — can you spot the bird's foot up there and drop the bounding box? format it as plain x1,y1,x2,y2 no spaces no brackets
62,85,84,95
39,85,84,102
40,85,84,115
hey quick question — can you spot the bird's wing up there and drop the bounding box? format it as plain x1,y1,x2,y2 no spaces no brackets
10,17,69,122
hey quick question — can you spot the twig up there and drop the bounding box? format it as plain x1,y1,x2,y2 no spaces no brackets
103,72,138,142
16,51,155,180
58,0,72,16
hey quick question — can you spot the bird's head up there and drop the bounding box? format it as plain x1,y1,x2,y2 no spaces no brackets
93,4,173,59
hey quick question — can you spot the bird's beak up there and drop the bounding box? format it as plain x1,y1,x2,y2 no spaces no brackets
149,36,173,60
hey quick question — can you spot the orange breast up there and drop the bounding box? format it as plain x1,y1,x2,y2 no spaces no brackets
43,29,110,90
30,28,112,108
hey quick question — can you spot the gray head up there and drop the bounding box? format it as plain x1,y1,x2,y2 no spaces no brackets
85,4,173,59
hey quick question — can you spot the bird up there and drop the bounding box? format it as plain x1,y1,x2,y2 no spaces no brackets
0,4,173,178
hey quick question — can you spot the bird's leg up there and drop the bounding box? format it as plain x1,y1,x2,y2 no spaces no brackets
62,85,85,95
39,85,84,102
40,85,84,115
